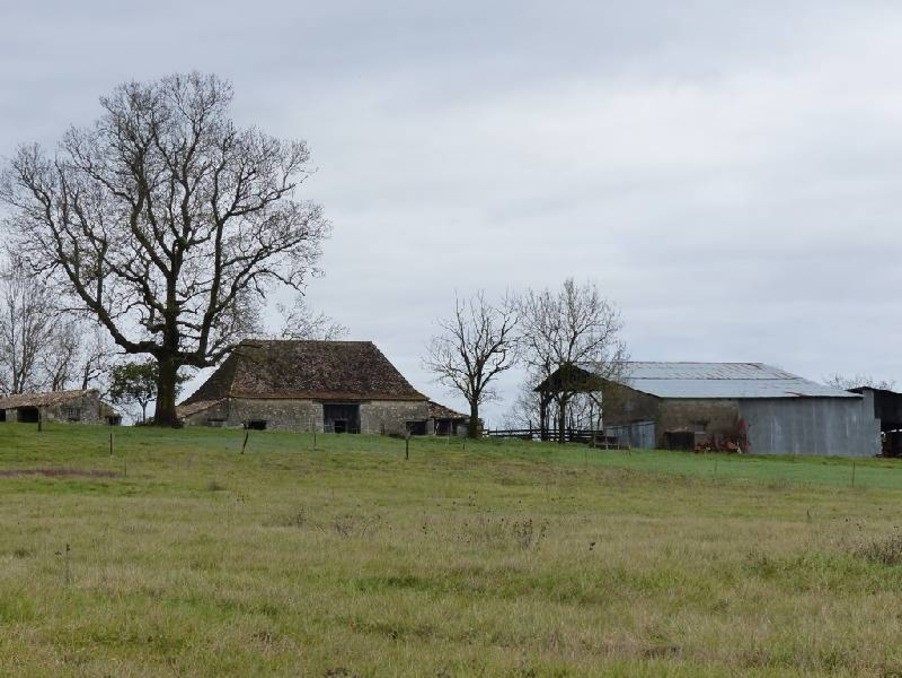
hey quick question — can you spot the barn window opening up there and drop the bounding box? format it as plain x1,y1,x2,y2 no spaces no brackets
246,420,267,430
65,407,82,422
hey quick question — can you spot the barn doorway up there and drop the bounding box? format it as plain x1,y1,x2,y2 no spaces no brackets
323,403,360,434
17,407,39,423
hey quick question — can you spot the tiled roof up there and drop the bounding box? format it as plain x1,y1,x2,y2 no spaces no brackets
0,389,97,409
181,340,427,406
427,400,468,420
176,399,224,418
581,361,860,399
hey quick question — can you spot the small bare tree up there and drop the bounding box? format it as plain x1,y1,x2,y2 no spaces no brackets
0,73,329,424
517,278,628,443
424,291,518,438
824,373,896,392
0,257,113,395
0,256,59,394
278,295,348,340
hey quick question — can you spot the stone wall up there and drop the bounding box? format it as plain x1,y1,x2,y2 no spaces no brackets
182,397,430,434
658,399,741,444
33,395,110,424
603,388,660,427
361,400,430,435
604,389,740,448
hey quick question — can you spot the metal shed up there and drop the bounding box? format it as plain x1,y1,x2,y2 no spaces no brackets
554,362,881,457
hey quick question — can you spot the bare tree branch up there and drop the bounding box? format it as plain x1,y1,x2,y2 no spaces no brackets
277,295,348,340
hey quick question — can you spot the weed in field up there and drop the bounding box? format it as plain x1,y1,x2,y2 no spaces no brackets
512,518,546,550
457,515,547,551
853,531,902,566
333,513,380,538
270,508,307,528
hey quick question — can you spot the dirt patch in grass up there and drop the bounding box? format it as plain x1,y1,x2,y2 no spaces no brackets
0,468,118,478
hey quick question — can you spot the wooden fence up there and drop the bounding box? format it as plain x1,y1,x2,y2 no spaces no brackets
482,427,621,447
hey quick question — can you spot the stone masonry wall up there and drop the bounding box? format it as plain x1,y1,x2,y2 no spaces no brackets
226,399,323,431
183,398,429,434
602,388,660,427
361,400,430,435
39,395,108,424
657,399,741,445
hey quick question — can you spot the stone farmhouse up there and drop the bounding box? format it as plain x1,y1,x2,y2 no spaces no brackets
538,361,880,457
178,339,434,433
0,389,120,425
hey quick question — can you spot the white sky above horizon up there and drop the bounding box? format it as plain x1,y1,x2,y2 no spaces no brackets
2,1,902,425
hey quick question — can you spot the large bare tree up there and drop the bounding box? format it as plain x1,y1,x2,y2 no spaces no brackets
517,278,628,442
0,73,329,424
424,291,518,438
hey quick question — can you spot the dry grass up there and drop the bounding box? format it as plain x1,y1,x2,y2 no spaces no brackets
0,423,901,676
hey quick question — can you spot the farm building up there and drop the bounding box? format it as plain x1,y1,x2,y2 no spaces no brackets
177,339,431,433
537,362,880,457
0,389,120,425
850,386,902,456
426,400,470,436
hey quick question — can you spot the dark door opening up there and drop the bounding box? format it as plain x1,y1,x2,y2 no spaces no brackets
406,420,428,436
323,403,360,433
246,420,267,430
17,407,39,423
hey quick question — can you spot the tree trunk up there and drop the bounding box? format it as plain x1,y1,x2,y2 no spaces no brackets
557,396,568,444
539,392,550,441
153,355,180,426
467,400,480,439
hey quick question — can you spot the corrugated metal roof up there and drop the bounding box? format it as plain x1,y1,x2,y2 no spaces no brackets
579,361,860,399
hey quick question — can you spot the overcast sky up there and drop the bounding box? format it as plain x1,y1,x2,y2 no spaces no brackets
2,1,901,424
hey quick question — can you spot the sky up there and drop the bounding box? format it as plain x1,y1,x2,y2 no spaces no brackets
2,1,901,424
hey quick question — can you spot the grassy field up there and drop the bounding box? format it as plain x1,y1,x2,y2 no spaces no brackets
1,423,901,676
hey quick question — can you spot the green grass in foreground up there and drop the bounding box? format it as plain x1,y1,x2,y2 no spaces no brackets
0,423,901,676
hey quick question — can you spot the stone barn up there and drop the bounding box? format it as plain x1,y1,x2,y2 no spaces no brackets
0,389,120,425
177,339,430,433
539,361,880,457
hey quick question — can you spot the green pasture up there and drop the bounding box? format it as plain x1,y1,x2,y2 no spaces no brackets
0,423,900,676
